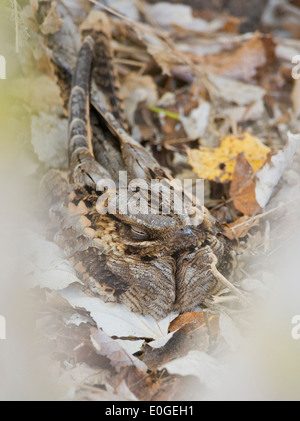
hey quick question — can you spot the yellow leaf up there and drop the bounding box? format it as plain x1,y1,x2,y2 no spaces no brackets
187,132,270,183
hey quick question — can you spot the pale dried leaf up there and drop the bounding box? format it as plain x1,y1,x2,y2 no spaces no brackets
40,2,63,35
31,113,68,169
90,328,147,372
24,231,81,290
223,100,265,123
59,285,178,339
213,33,267,82
206,73,266,106
121,73,158,125
11,76,64,114
219,313,242,351
230,153,262,215
106,0,140,20
113,379,138,401
255,132,300,208
161,350,223,390
56,362,111,399
133,26,189,75
65,313,91,327
115,339,144,355
180,100,211,140
240,277,271,298
148,331,175,349
224,216,259,240
143,2,225,33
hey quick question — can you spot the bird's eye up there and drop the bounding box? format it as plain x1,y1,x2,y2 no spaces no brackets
130,226,149,240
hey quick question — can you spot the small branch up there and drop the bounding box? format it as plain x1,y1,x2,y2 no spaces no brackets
231,197,300,232
11,0,19,53
211,296,240,304
210,254,249,306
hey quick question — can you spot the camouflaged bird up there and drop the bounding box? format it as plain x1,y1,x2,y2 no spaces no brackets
41,9,234,320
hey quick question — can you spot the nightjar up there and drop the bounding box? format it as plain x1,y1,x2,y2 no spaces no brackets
40,8,234,320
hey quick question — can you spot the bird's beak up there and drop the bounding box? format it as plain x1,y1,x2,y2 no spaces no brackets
175,226,196,238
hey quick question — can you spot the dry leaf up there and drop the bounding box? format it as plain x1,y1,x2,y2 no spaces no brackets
11,76,64,114
106,0,140,20
65,313,91,327
24,231,81,290
90,328,147,372
219,313,242,352
121,73,158,126
146,42,188,76
205,73,266,123
240,277,272,298
255,132,300,208
40,2,63,35
31,113,68,169
169,311,206,332
161,350,223,390
223,100,265,123
59,285,177,339
188,132,270,183
132,24,190,76
212,32,268,82
115,339,144,355
206,73,266,106
143,322,209,370
143,2,225,33
111,365,161,401
148,332,175,349
111,378,138,401
180,100,211,139
230,153,262,215
224,216,260,241
57,363,110,395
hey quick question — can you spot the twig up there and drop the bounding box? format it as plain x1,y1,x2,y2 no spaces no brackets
277,3,300,19
148,105,180,121
231,197,300,231
11,0,19,53
212,295,240,304
114,58,146,68
264,220,270,254
210,254,249,306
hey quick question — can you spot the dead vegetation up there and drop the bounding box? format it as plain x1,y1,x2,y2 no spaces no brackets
7,0,300,400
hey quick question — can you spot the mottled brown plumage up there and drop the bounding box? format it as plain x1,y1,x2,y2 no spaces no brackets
42,9,234,320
